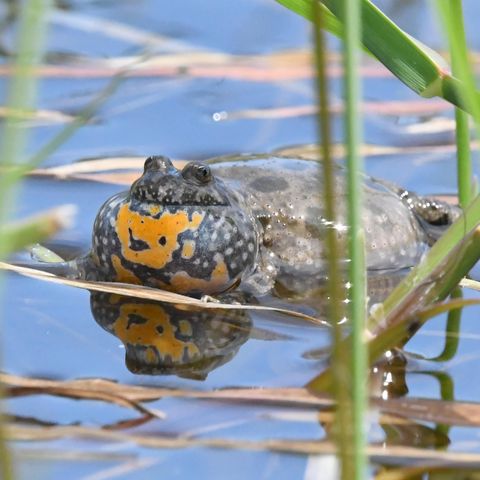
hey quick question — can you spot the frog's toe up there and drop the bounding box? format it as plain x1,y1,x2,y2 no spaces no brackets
412,197,462,243
241,263,277,296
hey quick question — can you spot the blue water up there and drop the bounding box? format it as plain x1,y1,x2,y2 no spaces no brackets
3,0,480,478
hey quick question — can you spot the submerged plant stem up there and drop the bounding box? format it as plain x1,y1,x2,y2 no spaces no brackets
426,287,462,362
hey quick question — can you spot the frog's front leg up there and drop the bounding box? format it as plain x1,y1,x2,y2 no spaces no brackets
241,248,278,296
29,243,65,263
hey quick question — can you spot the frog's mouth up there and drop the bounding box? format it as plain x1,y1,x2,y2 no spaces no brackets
133,195,230,207
156,194,230,207
131,179,231,207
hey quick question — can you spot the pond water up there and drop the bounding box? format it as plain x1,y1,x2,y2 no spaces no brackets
3,0,480,478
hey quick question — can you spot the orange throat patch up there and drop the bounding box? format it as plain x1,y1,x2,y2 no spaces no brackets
114,204,204,270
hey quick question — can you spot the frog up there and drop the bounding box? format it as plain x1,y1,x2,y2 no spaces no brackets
36,154,459,297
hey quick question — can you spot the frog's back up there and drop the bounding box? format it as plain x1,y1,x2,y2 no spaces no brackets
207,154,429,281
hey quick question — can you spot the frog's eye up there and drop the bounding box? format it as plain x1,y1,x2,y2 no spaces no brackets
144,155,174,173
182,162,212,185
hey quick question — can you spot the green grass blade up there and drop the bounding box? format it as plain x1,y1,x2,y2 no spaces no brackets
435,1,480,122
454,107,473,207
0,206,76,257
435,1,475,207
276,0,480,111
366,286,480,370
325,0,443,97
312,3,352,476
0,0,52,237
277,0,444,95
277,0,342,35
341,0,367,476
446,0,474,209
0,2,52,479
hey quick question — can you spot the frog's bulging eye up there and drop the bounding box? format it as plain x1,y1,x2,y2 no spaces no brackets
182,162,212,185
144,155,174,173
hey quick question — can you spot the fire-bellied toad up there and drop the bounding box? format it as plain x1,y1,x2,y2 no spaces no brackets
49,154,459,296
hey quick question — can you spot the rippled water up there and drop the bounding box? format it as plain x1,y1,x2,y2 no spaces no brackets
3,0,480,478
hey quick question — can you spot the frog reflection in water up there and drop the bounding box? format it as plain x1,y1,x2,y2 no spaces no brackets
54,154,458,297
91,292,251,379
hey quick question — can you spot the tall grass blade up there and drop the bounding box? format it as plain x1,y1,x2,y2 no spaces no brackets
0,2,52,478
454,108,473,207
279,0,343,35
0,206,76,257
435,0,475,207
276,0,480,111
312,2,352,476
0,0,52,241
339,0,367,476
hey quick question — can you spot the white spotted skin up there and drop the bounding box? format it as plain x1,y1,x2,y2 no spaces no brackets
87,158,261,295
206,154,443,294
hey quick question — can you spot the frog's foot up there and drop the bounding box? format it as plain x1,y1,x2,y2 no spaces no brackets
28,243,65,263
200,291,258,305
396,188,461,243
409,195,462,243
412,196,460,226
200,295,221,303
241,258,277,296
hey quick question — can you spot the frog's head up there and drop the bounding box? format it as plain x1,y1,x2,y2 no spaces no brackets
94,156,259,295
130,155,231,207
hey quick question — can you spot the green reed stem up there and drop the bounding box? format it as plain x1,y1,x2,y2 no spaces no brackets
455,109,472,207
447,1,473,207
438,0,480,124
0,2,52,479
0,0,51,239
436,0,479,206
341,0,367,476
312,2,352,477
